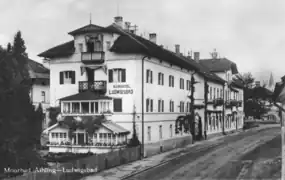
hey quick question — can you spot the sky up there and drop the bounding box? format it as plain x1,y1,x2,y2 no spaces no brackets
0,0,284,83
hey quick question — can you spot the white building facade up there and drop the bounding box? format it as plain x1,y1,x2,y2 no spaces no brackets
39,16,244,154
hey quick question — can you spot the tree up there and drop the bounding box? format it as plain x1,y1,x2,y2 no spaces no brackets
7,43,12,52
234,72,255,89
47,107,61,127
12,31,28,57
235,72,272,119
0,51,46,175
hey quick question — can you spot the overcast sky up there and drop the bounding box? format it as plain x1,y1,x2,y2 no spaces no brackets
0,0,284,82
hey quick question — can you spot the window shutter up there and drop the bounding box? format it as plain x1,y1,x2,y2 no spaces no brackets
150,71,153,83
146,99,149,112
162,74,164,85
158,100,160,112
122,69,126,82
60,72,64,84
108,69,113,82
71,71,76,84
158,73,160,85
113,98,122,112
162,100,164,112
150,99,153,112
146,70,149,83
169,76,171,87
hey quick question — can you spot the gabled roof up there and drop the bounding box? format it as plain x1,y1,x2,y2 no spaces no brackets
273,81,285,102
199,58,239,74
231,79,244,89
38,41,75,59
27,59,49,79
60,90,112,101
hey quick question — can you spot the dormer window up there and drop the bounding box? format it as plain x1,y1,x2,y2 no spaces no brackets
78,43,83,52
85,35,103,53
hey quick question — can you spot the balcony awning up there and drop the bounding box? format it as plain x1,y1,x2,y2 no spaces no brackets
102,121,130,134
60,91,112,101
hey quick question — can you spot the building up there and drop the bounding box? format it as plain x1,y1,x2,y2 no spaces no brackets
38,16,244,155
27,59,50,129
200,56,244,132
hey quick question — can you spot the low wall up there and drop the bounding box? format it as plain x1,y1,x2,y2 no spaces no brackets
144,135,192,157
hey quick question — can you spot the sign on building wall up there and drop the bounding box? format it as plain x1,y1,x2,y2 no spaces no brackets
109,84,134,95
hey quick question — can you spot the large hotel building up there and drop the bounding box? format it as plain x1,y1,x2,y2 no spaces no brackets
40,16,244,155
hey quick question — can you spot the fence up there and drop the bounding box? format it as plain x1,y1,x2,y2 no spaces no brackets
3,146,140,180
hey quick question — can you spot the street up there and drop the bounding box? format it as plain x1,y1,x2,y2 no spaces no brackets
125,125,281,180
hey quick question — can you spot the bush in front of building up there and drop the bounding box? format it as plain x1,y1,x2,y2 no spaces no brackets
43,152,94,163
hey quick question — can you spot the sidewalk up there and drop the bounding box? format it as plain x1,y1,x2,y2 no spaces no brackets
81,131,240,180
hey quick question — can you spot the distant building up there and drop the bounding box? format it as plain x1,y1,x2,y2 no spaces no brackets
27,59,50,129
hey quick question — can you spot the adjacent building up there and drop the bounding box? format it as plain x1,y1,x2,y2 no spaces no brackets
38,16,244,154
27,59,50,129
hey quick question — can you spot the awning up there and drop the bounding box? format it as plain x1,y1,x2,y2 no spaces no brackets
60,91,112,101
102,121,130,134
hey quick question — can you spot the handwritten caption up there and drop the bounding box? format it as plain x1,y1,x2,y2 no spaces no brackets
4,167,98,174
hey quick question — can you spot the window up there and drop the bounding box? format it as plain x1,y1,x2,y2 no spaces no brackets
220,89,223,98
78,43,83,52
106,41,111,50
159,125,162,139
146,98,153,112
170,124,173,137
180,78,184,89
147,126,151,141
158,99,164,112
186,102,191,112
180,101,185,112
209,87,212,100
41,91,46,102
169,75,174,87
60,71,75,84
169,100,174,112
113,98,122,112
158,73,164,85
213,88,216,99
186,80,191,90
108,69,126,83
146,69,153,83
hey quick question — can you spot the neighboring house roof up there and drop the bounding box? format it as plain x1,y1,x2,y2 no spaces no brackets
68,24,123,36
27,59,49,79
231,79,244,89
38,41,75,59
60,90,112,101
199,58,239,74
273,81,285,102
44,121,129,134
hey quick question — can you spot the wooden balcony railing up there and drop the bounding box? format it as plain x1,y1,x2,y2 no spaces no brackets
79,81,107,93
81,51,105,64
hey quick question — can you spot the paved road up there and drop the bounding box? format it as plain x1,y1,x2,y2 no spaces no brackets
125,125,281,180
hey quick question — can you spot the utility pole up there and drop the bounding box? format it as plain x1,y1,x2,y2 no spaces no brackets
190,72,197,142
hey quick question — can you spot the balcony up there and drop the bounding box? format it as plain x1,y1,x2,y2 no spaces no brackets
213,98,224,107
230,99,239,107
79,81,107,93
81,51,105,64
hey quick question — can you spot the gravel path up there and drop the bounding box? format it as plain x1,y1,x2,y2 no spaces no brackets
126,125,280,180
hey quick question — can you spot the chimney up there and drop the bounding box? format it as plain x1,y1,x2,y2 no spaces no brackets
114,16,123,28
124,22,131,31
149,33,157,44
194,52,200,63
175,44,180,54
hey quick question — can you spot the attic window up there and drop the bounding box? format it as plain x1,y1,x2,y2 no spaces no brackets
160,60,162,63
170,64,172,67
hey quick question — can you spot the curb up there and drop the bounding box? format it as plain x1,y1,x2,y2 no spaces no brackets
120,126,273,180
